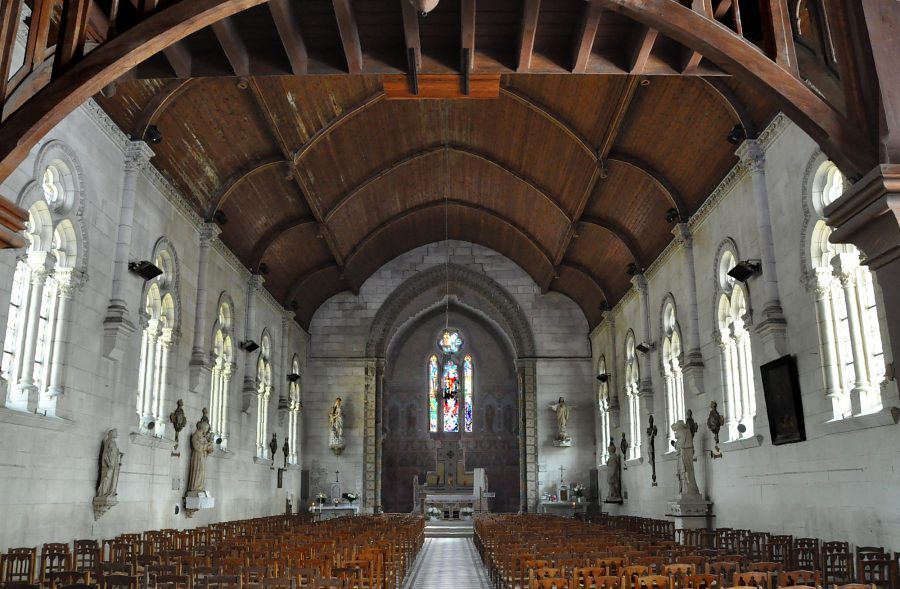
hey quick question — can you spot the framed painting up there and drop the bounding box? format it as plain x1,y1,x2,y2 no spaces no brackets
760,355,806,445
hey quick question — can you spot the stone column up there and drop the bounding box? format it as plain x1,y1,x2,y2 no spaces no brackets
363,358,378,513
515,358,538,512
717,334,737,440
221,362,235,444
736,139,788,358
141,328,159,427
832,252,871,414
17,251,56,411
631,273,653,458
44,268,81,407
241,274,264,413
812,268,844,412
155,336,172,430
103,141,155,360
374,358,385,514
602,310,621,429
189,223,221,393
278,310,292,425
673,224,705,395
733,324,753,433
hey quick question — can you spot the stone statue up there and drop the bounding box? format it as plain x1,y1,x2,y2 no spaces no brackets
672,419,700,496
619,432,629,468
329,397,345,455
96,429,123,499
169,399,187,454
647,414,658,487
269,432,278,461
282,437,290,467
199,406,210,427
606,438,622,500
707,401,724,458
686,409,699,440
549,397,573,444
188,421,215,492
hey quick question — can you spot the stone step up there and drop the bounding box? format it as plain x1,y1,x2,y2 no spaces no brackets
424,520,474,538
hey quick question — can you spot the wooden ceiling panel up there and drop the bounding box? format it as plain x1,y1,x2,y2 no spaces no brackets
94,79,167,136
354,0,406,71
586,160,672,264
293,265,347,329
252,76,384,154
294,0,346,72
260,223,333,302
532,0,585,71
553,265,606,327
474,0,519,68
446,95,596,215
566,225,632,300
149,79,279,211
503,75,629,146
613,77,736,209
326,148,570,258
344,205,553,290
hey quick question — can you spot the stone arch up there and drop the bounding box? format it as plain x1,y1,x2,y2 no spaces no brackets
799,148,829,285
140,237,182,341
365,264,536,359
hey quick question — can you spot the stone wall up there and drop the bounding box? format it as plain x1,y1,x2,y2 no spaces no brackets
592,118,900,549
0,103,308,550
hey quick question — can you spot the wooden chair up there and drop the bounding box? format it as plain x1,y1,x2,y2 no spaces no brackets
258,579,290,589
706,563,739,580
48,571,89,589
856,558,897,589
770,538,792,568
731,571,772,589
101,575,137,589
635,559,665,575
309,580,347,589
777,570,820,588
3,549,38,584
633,575,670,589
291,568,319,588
623,566,650,585
595,560,626,576
99,564,133,579
204,576,241,589
575,574,620,589
822,542,852,586
57,584,98,589
2,584,41,589
681,574,718,589
530,579,570,589
154,575,190,589
835,584,874,589
41,549,72,588
662,565,694,576
73,543,100,583
791,540,819,571
746,563,780,574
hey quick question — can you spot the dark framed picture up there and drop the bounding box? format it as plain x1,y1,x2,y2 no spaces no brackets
760,355,806,445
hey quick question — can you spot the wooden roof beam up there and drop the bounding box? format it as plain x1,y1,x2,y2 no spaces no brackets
268,0,308,75
250,215,317,268
700,76,758,138
628,25,657,74
212,16,250,77
517,0,541,72
557,261,610,302
131,78,195,140
608,151,688,217
332,0,363,74
680,0,711,74
0,0,23,104
460,0,475,94
572,1,603,73
401,0,421,71
579,216,646,269
162,41,192,78
206,157,288,219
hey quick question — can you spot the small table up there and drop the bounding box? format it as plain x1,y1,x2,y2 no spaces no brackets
309,503,360,521
539,501,589,518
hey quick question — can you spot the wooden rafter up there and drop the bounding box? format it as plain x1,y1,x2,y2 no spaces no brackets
700,76,758,137
131,78,195,140
628,25,657,74
268,0,308,75
401,0,421,71
461,0,476,73
162,42,192,78
681,0,712,74
206,156,288,219
572,1,603,73
557,261,610,301
500,87,596,160
250,216,318,267
579,216,645,268
54,0,92,73
0,0,23,103
516,0,541,72
212,16,250,77
608,151,688,216
294,91,385,160
332,0,363,74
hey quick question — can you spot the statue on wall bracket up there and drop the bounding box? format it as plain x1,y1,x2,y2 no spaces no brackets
549,397,573,446
93,428,123,520
329,397,345,455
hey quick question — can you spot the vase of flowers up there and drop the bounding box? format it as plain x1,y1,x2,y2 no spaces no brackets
573,483,585,503
342,492,359,503
460,507,474,521
315,492,327,505
426,506,442,521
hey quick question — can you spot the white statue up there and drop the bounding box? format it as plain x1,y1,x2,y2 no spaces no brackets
606,438,622,500
672,419,700,496
96,429,123,499
188,421,215,492
549,397,573,443
329,397,345,455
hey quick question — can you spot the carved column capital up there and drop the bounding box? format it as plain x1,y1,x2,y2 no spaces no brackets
736,139,766,174
198,222,221,246
248,274,265,293
26,250,56,282
813,267,835,297
671,223,693,247
124,141,155,172
54,268,84,297
630,272,648,292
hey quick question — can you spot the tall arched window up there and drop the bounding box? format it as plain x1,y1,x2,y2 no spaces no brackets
2,197,80,416
255,331,273,458
809,162,885,418
287,354,302,464
661,297,686,446
624,331,641,460
427,329,473,433
597,355,611,465
716,245,756,440
209,295,235,446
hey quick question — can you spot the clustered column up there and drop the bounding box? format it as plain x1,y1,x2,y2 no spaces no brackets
44,268,80,411
189,223,221,392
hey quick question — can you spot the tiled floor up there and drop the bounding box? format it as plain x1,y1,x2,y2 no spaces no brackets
403,538,492,589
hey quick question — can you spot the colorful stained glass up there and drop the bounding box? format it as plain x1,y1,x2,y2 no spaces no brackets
428,355,439,432
463,355,473,433
442,360,459,432
438,330,463,354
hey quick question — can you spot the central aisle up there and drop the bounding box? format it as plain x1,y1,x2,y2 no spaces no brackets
403,538,492,589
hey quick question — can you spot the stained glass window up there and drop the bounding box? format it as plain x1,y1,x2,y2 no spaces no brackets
443,360,460,432
438,330,463,354
463,355,473,433
428,355,439,432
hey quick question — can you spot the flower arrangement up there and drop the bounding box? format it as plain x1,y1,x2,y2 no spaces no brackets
426,506,442,520
315,492,328,504
459,507,474,519
573,483,585,498
342,492,359,503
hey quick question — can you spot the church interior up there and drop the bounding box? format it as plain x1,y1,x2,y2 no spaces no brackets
0,1,898,588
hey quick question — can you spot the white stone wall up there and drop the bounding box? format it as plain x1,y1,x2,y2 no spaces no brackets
0,103,309,550
592,119,900,549
304,242,595,507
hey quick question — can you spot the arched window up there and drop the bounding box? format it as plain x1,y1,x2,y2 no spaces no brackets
427,329,473,434
624,331,641,460
287,354,302,465
809,162,885,418
137,243,178,435
209,296,235,446
597,355,611,465
716,245,756,440
255,331,273,458
2,197,80,416
661,297,686,446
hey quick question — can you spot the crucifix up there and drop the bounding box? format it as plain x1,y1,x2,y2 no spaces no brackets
558,465,566,484
334,470,340,483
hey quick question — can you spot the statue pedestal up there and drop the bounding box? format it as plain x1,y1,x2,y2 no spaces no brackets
667,493,712,530
553,438,572,447
92,496,117,520
184,491,215,518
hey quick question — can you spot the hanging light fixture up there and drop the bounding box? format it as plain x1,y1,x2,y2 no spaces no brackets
408,0,440,16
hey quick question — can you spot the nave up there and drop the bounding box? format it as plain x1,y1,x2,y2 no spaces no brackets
401,539,490,589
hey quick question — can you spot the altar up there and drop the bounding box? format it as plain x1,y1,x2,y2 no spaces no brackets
309,503,360,521
539,500,589,518
413,440,490,514
424,493,477,519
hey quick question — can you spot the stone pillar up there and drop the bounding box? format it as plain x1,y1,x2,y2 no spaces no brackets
141,328,159,427
812,268,843,409
155,336,172,430
516,358,538,513
189,223,221,393
278,310,292,425
241,274,264,413
736,139,788,358
631,273,653,457
374,358,385,514
221,362,235,444
673,224,705,395
17,251,56,411
602,310,621,429
44,268,80,409
832,252,871,414
717,334,738,439
363,358,378,513
103,141,155,361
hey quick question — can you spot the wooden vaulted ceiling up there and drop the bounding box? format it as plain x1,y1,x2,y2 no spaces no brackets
93,2,779,329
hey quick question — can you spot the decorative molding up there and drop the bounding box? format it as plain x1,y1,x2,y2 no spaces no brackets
0,407,73,431
129,431,175,450
721,433,764,451
81,99,131,153
799,149,829,289
253,457,274,466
